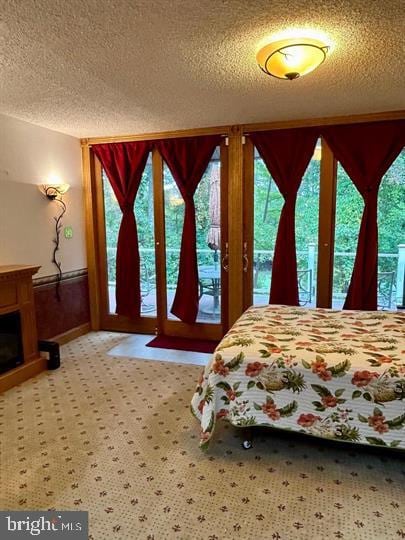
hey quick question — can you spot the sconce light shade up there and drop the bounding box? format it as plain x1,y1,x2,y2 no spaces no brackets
41,183,70,200
257,37,329,80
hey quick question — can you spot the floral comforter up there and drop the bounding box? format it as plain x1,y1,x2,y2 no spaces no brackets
191,305,405,450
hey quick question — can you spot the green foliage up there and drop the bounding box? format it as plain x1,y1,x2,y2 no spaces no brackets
103,158,220,288
253,149,404,296
103,149,404,300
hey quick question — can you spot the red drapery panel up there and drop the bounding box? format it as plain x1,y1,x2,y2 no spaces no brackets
322,120,405,310
250,128,319,306
93,141,151,318
157,135,221,323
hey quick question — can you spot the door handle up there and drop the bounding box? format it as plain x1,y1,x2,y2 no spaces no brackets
222,242,229,272
243,241,249,273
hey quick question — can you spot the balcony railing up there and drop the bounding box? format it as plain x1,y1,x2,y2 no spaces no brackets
106,243,405,309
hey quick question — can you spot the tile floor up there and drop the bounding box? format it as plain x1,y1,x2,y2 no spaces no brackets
107,333,210,366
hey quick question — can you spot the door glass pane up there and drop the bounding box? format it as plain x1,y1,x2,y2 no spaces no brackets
103,154,156,316
252,141,320,306
252,148,283,305
378,151,404,310
295,143,320,306
333,150,405,310
332,165,362,308
163,166,184,320
163,148,221,323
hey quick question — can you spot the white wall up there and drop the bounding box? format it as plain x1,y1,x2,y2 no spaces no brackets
0,114,86,278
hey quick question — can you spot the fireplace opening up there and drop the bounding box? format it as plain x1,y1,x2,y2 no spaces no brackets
0,311,23,373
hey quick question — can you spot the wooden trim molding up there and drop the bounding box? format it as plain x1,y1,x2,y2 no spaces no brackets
82,145,101,330
243,110,405,133
0,357,47,394
51,322,91,345
220,141,230,331
317,139,337,308
242,137,254,311
82,126,230,146
227,126,244,326
152,148,167,335
81,110,405,147
33,268,87,287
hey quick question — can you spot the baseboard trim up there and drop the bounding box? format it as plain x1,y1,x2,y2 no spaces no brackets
0,356,48,393
51,322,91,345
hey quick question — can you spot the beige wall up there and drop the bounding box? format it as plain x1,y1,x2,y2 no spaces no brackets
0,114,86,278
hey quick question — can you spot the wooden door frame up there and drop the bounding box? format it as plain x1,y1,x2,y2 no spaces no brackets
90,150,158,334
241,135,338,309
317,138,337,307
84,137,229,340
159,138,228,341
242,136,254,311
227,127,244,326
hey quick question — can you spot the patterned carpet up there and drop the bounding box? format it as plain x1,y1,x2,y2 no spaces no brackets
0,331,404,540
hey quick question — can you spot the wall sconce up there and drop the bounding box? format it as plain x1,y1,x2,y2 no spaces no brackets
257,37,329,80
40,183,70,300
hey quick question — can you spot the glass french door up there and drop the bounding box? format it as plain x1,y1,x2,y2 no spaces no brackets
332,150,405,310
157,144,228,339
97,141,228,339
242,139,404,312
243,137,321,309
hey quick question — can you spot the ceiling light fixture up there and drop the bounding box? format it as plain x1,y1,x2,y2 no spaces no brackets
257,37,329,80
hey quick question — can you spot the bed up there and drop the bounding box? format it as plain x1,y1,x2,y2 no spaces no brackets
191,305,405,450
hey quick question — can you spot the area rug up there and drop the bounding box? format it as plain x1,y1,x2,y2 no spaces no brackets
146,334,219,354
0,331,404,540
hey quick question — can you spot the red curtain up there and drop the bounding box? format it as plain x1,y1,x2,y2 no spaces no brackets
322,120,405,310
250,128,319,305
93,141,151,318
157,135,221,323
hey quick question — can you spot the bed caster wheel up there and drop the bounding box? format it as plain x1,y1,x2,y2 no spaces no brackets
242,440,253,450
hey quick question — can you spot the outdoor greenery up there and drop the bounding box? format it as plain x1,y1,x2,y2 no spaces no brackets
103,157,220,293
253,148,405,302
103,148,404,307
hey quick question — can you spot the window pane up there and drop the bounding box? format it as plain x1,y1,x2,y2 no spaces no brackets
295,145,320,307
103,174,120,314
103,154,156,316
332,165,363,308
252,149,283,305
333,150,404,310
163,148,221,323
378,151,405,309
163,165,184,320
135,156,156,316
252,142,320,307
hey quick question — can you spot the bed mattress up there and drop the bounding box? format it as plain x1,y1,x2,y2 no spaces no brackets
191,305,405,450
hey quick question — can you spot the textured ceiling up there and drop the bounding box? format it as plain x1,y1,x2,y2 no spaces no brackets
0,0,404,138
